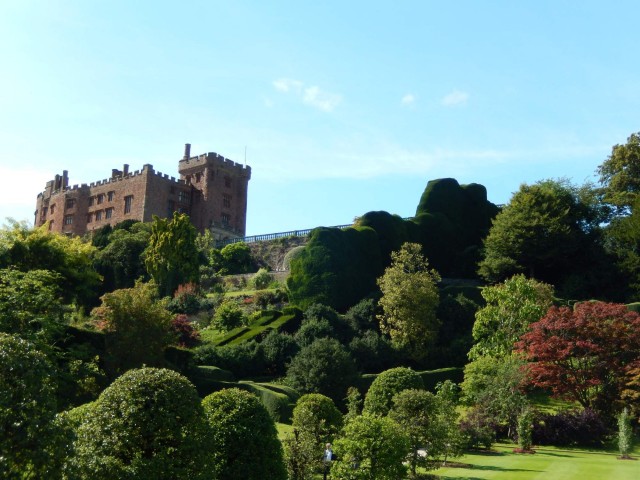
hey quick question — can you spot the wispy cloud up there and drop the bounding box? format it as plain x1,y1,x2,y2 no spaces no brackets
441,89,469,107
401,93,416,106
273,78,342,112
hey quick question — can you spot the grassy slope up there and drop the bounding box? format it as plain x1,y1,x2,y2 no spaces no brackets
433,443,640,480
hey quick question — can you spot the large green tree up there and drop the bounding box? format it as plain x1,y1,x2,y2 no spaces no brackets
202,388,287,480
377,242,440,360
91,281,174,374
286,338,358,404
478,179,610,298
469,274,554,360
0,334,62,479
144,212,199,297
363,366,425,417
598,131,640,211
67,368,210,480
332,414,410,480
0,221,101,307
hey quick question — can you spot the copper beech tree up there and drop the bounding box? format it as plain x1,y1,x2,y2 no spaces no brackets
517,301,640,414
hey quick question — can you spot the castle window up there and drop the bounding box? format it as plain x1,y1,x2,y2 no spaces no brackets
124,195,133,214
89,196,95,206
167,200,175,217
97,194,104,204
50,204,56,214
48,220,54,230
95,210,103,221
108,191,114,202
223,194,231,208
224,176,232,188
178,190,190,204
65,199,75,210
105,208,113,219
87,213,93,223
221,213,231,226
64,215,73,225
195,173,201,183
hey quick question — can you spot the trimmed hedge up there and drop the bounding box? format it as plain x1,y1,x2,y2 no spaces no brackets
356,367,464,395
239,381,297,422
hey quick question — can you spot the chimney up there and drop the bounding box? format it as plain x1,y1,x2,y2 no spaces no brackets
183,143,191,161
62,170,69,189
123,164,129,176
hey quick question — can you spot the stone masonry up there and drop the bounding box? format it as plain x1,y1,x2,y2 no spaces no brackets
34,144,251,240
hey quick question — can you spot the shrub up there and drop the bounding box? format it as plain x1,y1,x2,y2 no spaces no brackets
459,407,496,450
286,338,358,405
0,334,61,478
202,388,287,480
345,297,379,333
166,282,202,314
67,368,210,480
532,409,609,447
171,314,200,347
292,394,343,445
261,330,300,375
193,341,265,378
349,330,397,373
516,408,534,451
294,318,334,347
211,300,246,332
251,268,273,290
363,367,425,416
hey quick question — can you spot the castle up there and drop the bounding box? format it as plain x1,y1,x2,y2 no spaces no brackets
35,144,251,241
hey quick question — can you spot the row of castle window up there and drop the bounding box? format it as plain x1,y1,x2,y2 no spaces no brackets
63,195,134,226
87,208,115,223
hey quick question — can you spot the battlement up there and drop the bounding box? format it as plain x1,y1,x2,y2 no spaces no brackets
179,151,251,176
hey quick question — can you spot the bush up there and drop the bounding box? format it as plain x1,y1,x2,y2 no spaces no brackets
286,338,358,405
251,268,273,290
166,283,202,314
67,368,210,480
345,297,380,333
202,388,287,480
294,318,334,347
459,407,496,450
349,330,397,373
363,367,425,416
292,393,343,444
211,300,246,332
532,409,609,447
171,314,200,347
261,330,300,375
0,334,61,478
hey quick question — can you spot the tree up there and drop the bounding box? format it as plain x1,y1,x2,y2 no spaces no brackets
284,394,342,480
469,275,554,360
0,268,65,344
294,318,335,348
211,300,246,332
67,368,209,480
261,330,300,375
518,301,640,415
292,394,343,446
202,388,287,480
389,389,441,476
377,242,441,360
251,267,272,290
0,221,101,308
478,179,608,297
91,281,174,374
617,407,633,459
598,131,640,210
460,354,528,434
363,366,424,417
286,338,358,404
0,333,62,479
214,241,255,275
332,414,410,480
516,408,534,452
93,222,151,292
144,212,199,297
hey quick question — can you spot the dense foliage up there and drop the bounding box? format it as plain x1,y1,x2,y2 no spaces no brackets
67,368,209,480
363,366,424,416
202,388,287,480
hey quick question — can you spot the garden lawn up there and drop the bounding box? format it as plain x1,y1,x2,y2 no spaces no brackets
432,443,639,480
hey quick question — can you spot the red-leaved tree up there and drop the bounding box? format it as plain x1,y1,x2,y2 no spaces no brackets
517,301,640,415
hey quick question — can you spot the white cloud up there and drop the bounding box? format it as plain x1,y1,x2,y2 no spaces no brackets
441,89,469,107
401,93,416,106
273,78,303,93
272,78,341,112
302,86,342,112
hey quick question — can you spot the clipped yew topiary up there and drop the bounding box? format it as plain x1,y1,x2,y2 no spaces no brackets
203,388,287,480
363,366,425,416
67,367,210,480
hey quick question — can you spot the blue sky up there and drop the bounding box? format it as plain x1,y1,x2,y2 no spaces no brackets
1,1,639,235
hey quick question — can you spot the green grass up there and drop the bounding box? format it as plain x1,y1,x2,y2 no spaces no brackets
432,443,640,480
